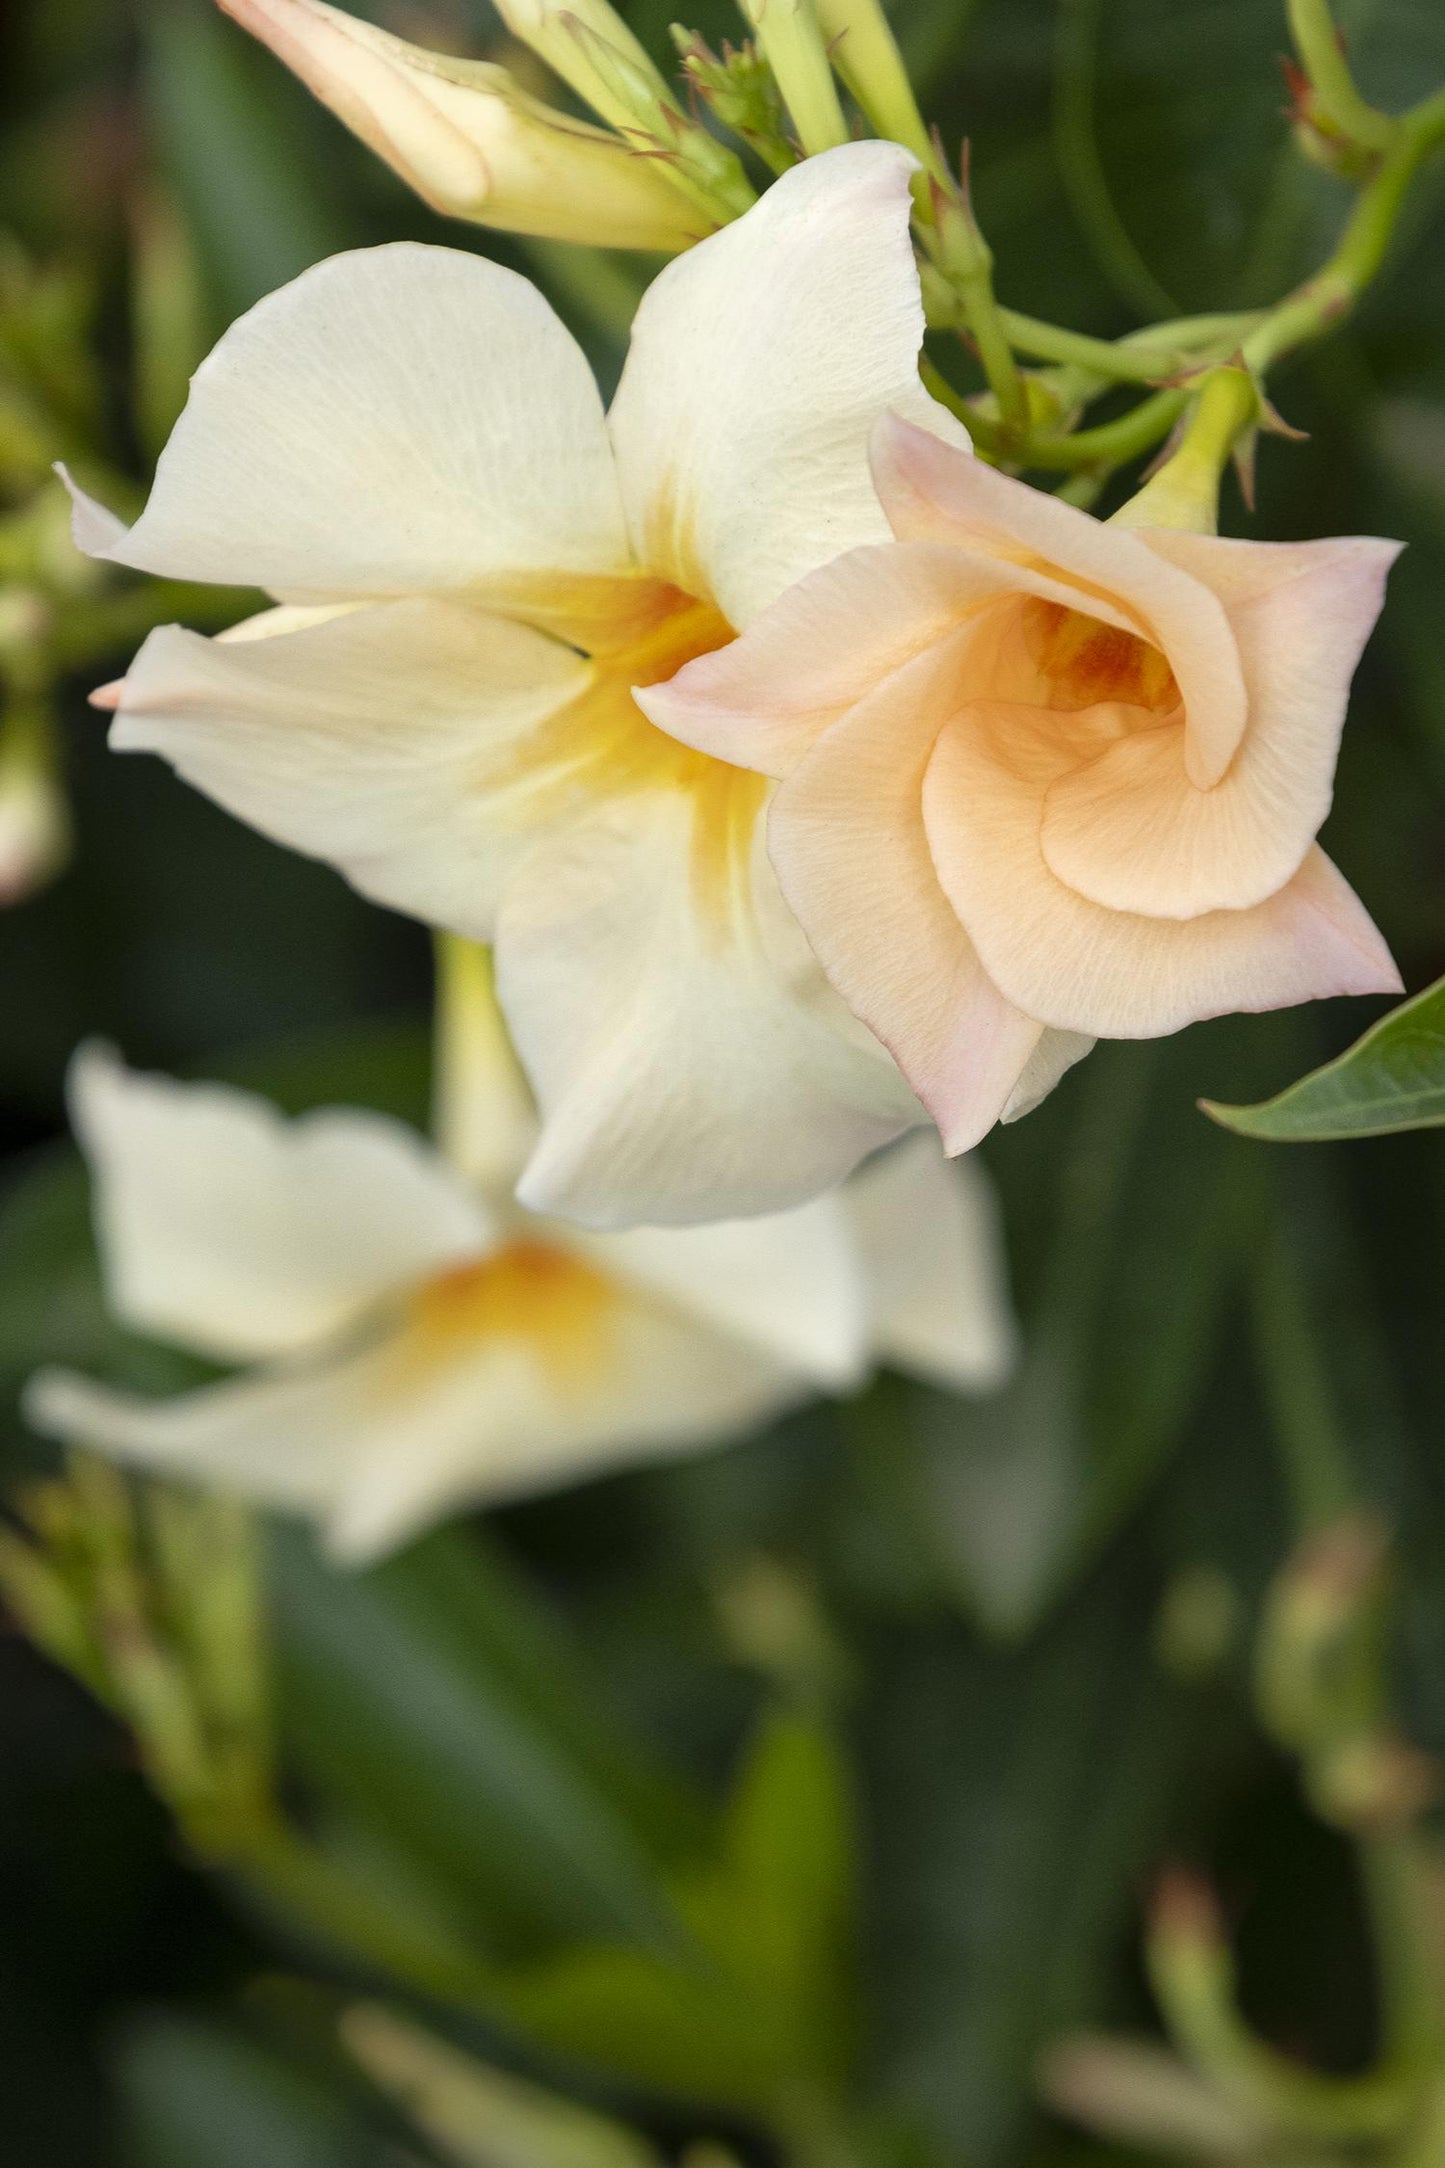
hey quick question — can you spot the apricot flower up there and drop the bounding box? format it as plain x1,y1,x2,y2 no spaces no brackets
643,416,1403,1148
67,144,965,1225
24,1043,1015,1562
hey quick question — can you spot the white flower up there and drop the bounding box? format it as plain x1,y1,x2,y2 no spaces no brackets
24,1041,1016,1564
69,143,965,1228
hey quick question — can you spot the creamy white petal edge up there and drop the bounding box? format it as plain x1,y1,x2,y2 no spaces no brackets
608,138,971,630
69,1042,492,1362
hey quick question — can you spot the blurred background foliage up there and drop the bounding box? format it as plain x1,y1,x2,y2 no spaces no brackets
5,0,1445,2163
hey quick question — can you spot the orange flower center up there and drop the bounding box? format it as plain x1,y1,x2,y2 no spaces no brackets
1021,598,1179,714
402,1239,619,1392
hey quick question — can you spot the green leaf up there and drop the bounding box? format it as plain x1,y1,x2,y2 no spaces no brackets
270,1523,691,1959
1202,977,1445,1141
905,1031,1246,1635
492,1712,857,2114
117,2016,365,2168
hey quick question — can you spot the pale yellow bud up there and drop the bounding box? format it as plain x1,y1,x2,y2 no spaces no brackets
0,694,68,906
736,0,849,157
217,0,712,250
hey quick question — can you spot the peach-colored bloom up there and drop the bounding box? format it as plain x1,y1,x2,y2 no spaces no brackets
643,415,1403,1150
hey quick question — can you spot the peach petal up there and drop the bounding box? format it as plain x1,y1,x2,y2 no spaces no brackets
768,631,1047,1150
638,539,1139,780
920,703,1402,1039
870,414,1248,789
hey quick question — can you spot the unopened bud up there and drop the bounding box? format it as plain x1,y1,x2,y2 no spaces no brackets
1255,1512,1389,1755
812,0,937,171
1310,1731,1438,1834
735,0,849,157
218,0,712,250
0,696,69,906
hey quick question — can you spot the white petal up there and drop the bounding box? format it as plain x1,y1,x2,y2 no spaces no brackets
844,1130,1017,1390
69,1045,490,1362
1000,1029,1094,1122
108,599,592,940
24,1361,374,1516
26,1277,808,1564
497,785,920,1228
329,1300,807,1558
72,244,630,600
608,142,964,629
570,1189,869,1387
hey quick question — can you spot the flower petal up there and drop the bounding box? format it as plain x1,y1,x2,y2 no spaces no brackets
1001,1027,1095,1122
921,704,1402,1037
571,1190,868,1387
844,1130,1017,1389
870,414,1248,788
497,783,919,1228
1039,531,1401,917
26,1286,807,1564
608,142,964,630
108,598,592,939
637,538,1135,779
68,1046,490,1363
71,243,629,600
767,630,1048,1152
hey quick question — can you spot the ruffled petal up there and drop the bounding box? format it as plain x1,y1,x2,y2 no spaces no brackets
70,243,629,601
921,704,1402,1038
608,142,964,630
637,538,1134,779
108,598,592,940
844,1130,1017,1389
496,782,919,1228
1039,529,1400,917
870,414,1248,788
68,1046,491,1363
766,630,1048,1152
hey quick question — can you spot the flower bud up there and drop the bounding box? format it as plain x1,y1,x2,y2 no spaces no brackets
0,692,68,905
735,0,849,157
217,0,712,250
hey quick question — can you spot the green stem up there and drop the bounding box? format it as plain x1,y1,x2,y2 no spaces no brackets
1361,1830,1445,2077
1111,367,1256,532
1009,387,1187,472
1286,0,1396,154
1149,1893,1416,2142
996,307,1261,385
1245,94,1445,375
813,0,940,175
929,196,1031,439
1393,2074,1445,2168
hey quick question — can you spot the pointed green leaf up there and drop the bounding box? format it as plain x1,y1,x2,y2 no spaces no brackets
1202,979,1445,1141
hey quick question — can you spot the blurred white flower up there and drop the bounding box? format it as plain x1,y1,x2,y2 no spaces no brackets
24,1038,1015,1563
69,142,966,1228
